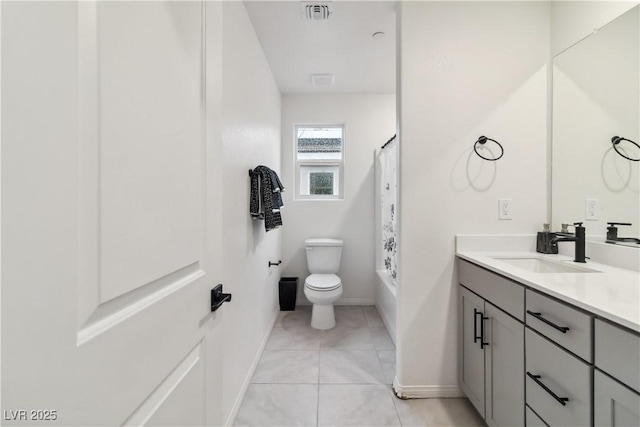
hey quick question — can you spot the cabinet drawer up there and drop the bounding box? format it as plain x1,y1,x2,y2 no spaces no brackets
594,370,640,427
458,259,524,321
525,405,548,427
526,328,591,427
526,290,592,362
595,319,640,393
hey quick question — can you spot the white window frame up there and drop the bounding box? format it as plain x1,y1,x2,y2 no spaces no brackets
294,124,345,200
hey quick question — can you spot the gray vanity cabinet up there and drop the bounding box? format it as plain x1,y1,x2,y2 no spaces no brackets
459,285,486,417
458,256,640,427
594,319,640,427
594,371,640,427
458,260,525,427
484,302,525,427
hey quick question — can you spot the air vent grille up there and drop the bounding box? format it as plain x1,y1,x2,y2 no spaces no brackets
302,3,332,20
311,74,335,86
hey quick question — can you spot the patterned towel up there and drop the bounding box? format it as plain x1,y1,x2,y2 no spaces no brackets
250,165,284,232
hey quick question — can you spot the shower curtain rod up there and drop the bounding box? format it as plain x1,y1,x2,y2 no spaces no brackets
381,134,397,150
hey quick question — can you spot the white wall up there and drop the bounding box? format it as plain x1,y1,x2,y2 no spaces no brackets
551,0,638,55
220,2,282,423
396,1,550,397
280,94,396,305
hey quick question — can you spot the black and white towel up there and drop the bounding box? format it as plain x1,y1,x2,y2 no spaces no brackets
250,165,284,232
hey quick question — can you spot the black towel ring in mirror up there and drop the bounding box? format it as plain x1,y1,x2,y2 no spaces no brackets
474,136,504,161
611,136,640,162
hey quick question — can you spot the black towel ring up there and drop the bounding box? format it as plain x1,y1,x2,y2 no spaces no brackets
474,136,504,161
611,136,640,162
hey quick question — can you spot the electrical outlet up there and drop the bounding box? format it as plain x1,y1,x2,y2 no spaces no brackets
585,199,599,220
499,199,512,220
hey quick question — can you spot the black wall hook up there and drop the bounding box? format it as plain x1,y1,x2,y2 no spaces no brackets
269,260,282,267
611,136,640,162
474,136,504,161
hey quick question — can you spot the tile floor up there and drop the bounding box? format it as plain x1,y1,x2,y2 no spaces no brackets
234,306,486,427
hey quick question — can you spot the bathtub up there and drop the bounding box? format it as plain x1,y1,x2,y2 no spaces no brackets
375,270,397,345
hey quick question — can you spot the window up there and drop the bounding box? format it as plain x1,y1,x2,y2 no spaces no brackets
295,125,344,199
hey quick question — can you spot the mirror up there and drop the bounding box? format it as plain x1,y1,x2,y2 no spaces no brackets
552,5,639,244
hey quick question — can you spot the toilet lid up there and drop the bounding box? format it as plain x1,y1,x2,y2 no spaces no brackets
305,274,341,291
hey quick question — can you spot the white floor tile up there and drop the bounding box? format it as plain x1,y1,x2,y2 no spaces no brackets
319,350,385,384
318,384,401,426
377,350,396,385
252,350,319,384
234,384,318,427
393,397,485,427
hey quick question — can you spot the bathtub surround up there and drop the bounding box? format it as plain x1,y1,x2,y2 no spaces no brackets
395,1,550,398
280,94,396,306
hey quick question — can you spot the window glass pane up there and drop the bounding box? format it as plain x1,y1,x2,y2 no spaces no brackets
309,172,334,195
297,126,343,161
299,164,339,196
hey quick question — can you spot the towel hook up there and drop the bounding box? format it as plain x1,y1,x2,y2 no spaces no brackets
268,260,282,267
474,136,504,161
611,136,640,162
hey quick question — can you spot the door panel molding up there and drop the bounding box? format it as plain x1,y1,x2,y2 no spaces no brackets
77,262,204,346
76,0,207,345
123,341,206,426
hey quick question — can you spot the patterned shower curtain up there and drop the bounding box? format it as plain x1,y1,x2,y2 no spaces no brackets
380,138,398,286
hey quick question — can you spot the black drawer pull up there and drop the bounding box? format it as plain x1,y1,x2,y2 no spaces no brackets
526,310,570,333
527,372,569,406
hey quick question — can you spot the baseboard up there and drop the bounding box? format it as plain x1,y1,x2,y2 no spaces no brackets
392,378,463,399
295,298,375,306
336,298,375,305
225,307,279,427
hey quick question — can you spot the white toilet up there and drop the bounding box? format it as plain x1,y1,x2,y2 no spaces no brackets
303,238,343,330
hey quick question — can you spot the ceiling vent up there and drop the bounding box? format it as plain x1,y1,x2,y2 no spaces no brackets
311,73,335,86
302,2,332,20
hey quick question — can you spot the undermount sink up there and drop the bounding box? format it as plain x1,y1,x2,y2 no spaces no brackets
490,256,600,274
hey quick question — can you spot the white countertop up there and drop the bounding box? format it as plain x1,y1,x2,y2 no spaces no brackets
455,235,640,332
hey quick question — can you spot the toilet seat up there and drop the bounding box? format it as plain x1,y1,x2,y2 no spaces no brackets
304,274,341,292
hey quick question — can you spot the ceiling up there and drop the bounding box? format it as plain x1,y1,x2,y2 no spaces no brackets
243,1,397,94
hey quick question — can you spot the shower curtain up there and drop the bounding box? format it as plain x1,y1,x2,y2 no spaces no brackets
379,138,398,286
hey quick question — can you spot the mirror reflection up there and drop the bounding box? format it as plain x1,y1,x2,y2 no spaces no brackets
552,5,639,246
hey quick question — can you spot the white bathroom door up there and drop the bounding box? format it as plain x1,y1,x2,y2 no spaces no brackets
2,1,226,425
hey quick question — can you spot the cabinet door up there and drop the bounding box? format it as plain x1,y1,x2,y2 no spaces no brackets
485,302,525,427
595,370,640,427
459,285,486,417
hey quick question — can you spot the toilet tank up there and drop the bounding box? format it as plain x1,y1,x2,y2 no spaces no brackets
305,238,343,274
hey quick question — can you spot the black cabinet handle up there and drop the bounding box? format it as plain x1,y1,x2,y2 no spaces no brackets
527,372,569,406
480,313,489,349
473,308,489,348
473,308,482,344
527,310,570,333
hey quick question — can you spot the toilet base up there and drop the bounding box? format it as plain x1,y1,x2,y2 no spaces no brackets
311,304,336,330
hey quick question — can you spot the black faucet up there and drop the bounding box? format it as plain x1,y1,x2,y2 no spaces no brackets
606,222,640,244
551,222,586,263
